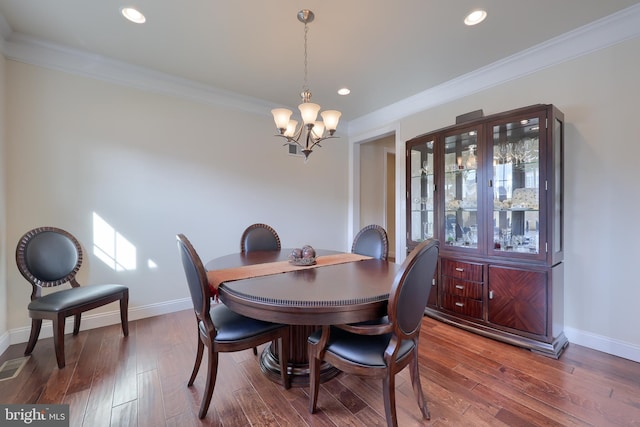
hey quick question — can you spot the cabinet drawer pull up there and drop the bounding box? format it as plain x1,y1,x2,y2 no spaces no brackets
455,302,464,307
455,285,465,290
455,267,464,272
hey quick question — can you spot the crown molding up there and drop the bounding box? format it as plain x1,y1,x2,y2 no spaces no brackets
1,32,276,117
0,4,639,131
348,3,640,137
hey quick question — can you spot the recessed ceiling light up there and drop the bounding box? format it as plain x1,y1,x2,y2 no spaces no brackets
121,7,146,24
338,88,351,96
464,9,487,26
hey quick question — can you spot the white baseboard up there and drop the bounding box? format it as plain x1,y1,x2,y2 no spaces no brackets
564,326,640,363
3,298,193,350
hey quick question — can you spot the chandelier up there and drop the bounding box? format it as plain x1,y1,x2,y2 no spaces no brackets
271,9,341,161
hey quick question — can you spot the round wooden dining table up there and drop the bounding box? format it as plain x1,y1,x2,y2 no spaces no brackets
205,249,401,387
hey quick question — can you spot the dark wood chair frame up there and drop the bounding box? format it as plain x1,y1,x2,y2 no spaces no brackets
240,222,282,355
308,239,439,427
240,223,281,253
177,234,291,418
351,224,389,260
16,226,129,369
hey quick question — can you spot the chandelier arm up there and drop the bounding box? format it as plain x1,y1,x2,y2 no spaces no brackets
307,135,338,152
273,122,306,148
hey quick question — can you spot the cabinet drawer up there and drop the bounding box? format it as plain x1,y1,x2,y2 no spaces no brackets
442,294,483,319
443,277,482,299
442,259,483,281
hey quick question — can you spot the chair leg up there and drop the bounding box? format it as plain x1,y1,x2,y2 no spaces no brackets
73,314,81,335
24,319,42,355
188,336,204,386
383,374,399,427
120,292,129,336
278,333,290,389
198,349,218,419
53,315,67,369
308,346,321,413
409,350,430,420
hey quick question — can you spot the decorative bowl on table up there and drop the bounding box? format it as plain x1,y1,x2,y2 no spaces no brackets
289,245,317,266
288,256,317,266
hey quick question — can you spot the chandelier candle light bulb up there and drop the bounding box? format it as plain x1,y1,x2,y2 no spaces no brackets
271,9,342,161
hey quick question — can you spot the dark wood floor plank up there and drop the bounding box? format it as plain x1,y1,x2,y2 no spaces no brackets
112,321,137,407
81,327,121,427
136,369,166,427
285,386,340,427
238,355,308,426
232,386,280,426
2,310,640,426
135,317,160,375
62,389,90,427
65,327,105,395
111,400,137,427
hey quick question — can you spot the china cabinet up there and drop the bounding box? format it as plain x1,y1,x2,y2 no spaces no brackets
406,104,567,358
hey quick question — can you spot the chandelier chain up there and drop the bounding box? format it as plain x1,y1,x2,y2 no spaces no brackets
303,22,309,93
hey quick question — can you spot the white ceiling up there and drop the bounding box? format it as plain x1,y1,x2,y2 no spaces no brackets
0,0,639,122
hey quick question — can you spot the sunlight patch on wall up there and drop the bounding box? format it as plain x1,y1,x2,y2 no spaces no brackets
92,212,137,271
148,259,158,269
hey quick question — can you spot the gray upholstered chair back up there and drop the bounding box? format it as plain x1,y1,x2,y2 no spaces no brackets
241,223,281,252
389,239,439,336
351,224,389,260
16,227,83,288
177,234,210,323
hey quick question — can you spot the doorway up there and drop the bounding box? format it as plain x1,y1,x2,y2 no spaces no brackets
359,134,396,259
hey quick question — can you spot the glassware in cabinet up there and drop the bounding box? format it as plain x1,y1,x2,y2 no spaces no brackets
490,114,543,257
443,129,479,249
408,139,435,246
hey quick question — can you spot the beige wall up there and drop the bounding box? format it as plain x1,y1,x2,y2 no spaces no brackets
4,61,350,334
394,37,640,358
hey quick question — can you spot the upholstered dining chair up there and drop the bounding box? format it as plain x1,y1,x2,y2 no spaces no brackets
176,234,291,418
240,223,281,253
16,226,129,369
352,224,389,260
308,238,439,427
240,223,281,355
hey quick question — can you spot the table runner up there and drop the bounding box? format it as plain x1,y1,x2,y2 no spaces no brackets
207,253,371,299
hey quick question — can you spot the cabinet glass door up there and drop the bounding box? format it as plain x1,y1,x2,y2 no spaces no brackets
409,139,435,243
491,116,541,255
443,129,479,248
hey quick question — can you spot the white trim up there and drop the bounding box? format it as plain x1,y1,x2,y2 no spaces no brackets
1,33,276,117
382,147,397,259
0,4,638,133
564,326,640,363
6,298,192,346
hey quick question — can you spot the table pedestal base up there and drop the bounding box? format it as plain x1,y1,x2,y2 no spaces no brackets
260,343,340,387
259,324,340,387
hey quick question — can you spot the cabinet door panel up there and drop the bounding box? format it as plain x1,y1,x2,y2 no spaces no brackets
488,266,546,335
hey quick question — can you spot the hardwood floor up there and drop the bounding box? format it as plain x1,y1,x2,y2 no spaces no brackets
1,309,639,426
